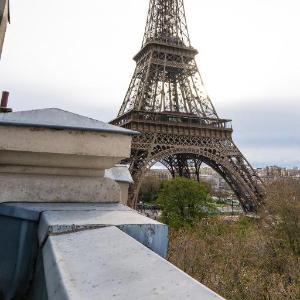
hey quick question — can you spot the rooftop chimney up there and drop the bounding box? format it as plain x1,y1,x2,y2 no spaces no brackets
0,91,12,113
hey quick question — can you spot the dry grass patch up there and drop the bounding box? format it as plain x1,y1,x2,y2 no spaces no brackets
168,180,300,300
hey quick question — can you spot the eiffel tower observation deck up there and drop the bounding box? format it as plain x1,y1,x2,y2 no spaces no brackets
111,0,265,212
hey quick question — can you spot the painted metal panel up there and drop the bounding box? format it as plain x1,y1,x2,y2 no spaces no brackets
0,216,38,300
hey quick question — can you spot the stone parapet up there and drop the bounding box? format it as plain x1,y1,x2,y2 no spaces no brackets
0,202,224,300
0,108,137,203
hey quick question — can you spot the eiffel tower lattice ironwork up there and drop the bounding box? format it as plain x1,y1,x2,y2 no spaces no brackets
111,0,265,212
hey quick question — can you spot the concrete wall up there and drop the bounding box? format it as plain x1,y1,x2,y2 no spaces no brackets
0,0,8,58
0,125,132,203
105,165,133,205
119,182,130,205
0,126,132,163
0,174,121,203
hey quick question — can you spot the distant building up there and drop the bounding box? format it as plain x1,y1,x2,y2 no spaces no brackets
256,166,300,181
200,166,216,176
148,166,233,196
0,0,9,58
147,168,172,180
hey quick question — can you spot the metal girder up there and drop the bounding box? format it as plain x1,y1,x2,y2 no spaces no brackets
117,0,217,119
125,131,265,212
111,0,265,213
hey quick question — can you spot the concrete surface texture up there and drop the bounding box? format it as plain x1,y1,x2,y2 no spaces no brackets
118,182,131,205
105,165,134,184
44,226,224,300
105,165,133,204
0,108,136,203
0,174,121,203
33,203,168,257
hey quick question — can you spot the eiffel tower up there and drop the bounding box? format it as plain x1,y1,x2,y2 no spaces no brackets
111,0,265,212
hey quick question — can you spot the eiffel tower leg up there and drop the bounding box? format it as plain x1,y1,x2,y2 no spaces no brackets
127,133,265,212
162,154,202,181
192,157,203,182
161,156,177,178
165,154,191,178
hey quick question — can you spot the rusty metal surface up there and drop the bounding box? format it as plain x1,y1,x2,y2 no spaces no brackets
111,0,265,212
0,91,9,108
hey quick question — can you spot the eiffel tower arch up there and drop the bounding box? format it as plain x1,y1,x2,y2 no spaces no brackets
111,0,265,212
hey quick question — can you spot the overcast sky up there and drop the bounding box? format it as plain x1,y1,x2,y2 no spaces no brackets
0,0,299,167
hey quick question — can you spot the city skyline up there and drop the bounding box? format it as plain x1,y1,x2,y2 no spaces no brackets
0,0,299,167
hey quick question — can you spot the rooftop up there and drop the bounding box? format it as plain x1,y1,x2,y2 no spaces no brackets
0,108,138,135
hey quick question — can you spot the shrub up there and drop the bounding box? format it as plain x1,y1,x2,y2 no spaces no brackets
167,179,300,300
157,177,216,228
139,175,162,203
264,179,300,255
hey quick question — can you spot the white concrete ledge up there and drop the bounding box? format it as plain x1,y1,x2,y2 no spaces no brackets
37,205,168,258
0,203,132,221
0,202,168,257
43,227,224,300
105,165,133,184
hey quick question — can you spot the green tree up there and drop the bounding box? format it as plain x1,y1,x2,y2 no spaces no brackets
139,175,162,203
157,177,215,228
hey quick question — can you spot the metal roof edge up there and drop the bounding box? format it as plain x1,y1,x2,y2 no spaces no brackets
0,121,139,136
